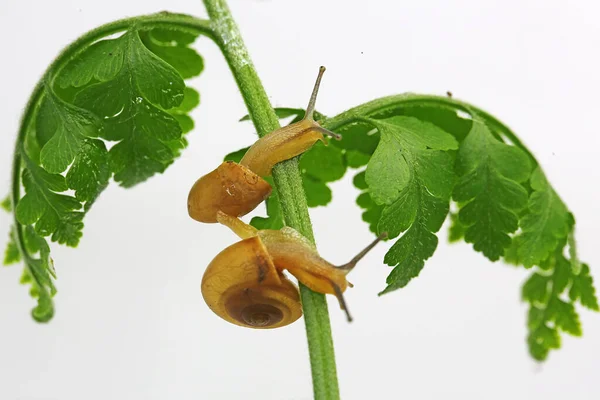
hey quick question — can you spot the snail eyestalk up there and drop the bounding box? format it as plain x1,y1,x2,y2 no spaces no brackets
303,66,341,141
338,232,387,272
314,126,342,141
331,233,387,322
238,67,342,176
305,66,326,120
332,281,353,322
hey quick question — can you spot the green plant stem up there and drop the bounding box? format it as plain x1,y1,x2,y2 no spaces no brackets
202,0,340,399
322,93,538,164
11,12,213,317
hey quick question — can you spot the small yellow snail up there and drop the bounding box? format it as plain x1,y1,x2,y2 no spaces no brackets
201,212,385,328
189,67,384,328
201,230,303,329
187,66,340,223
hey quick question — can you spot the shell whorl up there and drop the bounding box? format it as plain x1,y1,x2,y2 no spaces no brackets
201,237,302,329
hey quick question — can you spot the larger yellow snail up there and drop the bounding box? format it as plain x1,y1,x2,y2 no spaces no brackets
188,67,384,329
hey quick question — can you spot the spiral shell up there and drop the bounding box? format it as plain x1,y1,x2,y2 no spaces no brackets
188,161,272,223
201,236,302,329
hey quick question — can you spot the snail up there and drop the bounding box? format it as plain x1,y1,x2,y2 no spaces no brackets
201,229,303,329
201,212,385,328
187,66,340,223
189,67,385,328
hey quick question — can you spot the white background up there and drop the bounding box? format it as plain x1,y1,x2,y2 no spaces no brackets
1,0,599,399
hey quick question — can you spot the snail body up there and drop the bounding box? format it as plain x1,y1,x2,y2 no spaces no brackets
187,66,339,223
209,212,384,326
189,67,385,328
239,66,339,177
258,227,350,296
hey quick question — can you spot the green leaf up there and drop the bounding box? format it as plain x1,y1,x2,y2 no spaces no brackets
362,116,457,293
522,243,595,360
31,290,54,323
548,298,581,336
6,22,207,322
235,97,597,363
170,114,194,135
36,89,101,174
379,182,450,294
503,238,521,266
23,124,42,165
20,226,56,323
345,150,370,168
171,87,200,114
528,325,560,361
72,30,186,187
251,195,284,230
517,166,572,267
23,224,42,254
353,170,368,190
300,141,346,182
340,95,474,143
522,273,550,304
224,147,249,163
166,87,200,153
141,28,203,79
330,121,380,155
149,28,198,46
1,195,12,212
299,141,346,208
65,139,110,206
15,156,83,246
57,38,125,88
353,171,383,234
366,116,457,205
448,211,466,243
303,176,332,207
453,121,531,261
386,103,474,142
250,176,284,230
569,264,599,311
4,228,21,265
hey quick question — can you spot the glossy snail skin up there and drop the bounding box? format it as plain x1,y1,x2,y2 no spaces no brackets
214,212,384,323
216,211,351,296
239,118,333,177
239,66,339,177
187,66,339,223
188,161,271,223
258,228,350,297
201,235,302,329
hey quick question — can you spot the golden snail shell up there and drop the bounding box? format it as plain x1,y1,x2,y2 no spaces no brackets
187,161,272,224
201,236,302,328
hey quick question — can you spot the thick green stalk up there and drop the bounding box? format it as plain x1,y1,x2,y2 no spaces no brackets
202,0,340,399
